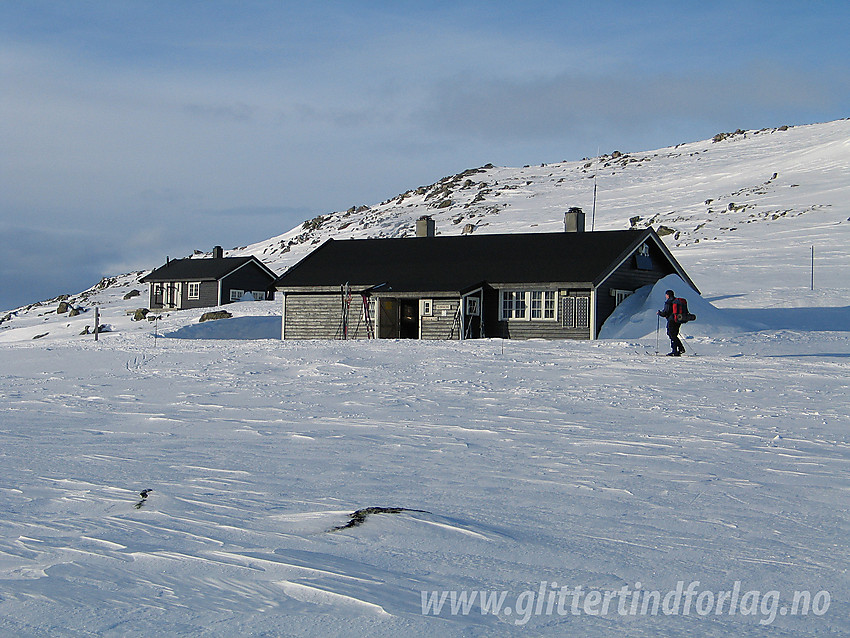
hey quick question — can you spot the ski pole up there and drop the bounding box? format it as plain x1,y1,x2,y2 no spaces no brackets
655,314,660,354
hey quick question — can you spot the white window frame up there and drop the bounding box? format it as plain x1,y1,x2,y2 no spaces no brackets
500,290,556,321
420,299,433,316
464,296,479,317
611,288,633,306
230,289,244,302
251,291,266,301
187,282,200,299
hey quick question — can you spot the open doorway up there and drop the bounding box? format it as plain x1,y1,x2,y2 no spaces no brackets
377,298,420,339
399,300,419,339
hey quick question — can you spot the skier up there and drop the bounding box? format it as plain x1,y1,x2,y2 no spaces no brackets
657,289,685,356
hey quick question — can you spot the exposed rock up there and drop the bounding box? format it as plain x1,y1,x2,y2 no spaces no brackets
657,225,676,236
57,301,71,314
32,332,49,340
132,308,150,321
199,311,232,322
329,507,431,532
68,307,81,317
302,215,326,231
123,289,141,300
461,223,476,235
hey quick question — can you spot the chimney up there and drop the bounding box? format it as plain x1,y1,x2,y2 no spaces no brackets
564,207,585,232
212,245,224,259
416,215,436,238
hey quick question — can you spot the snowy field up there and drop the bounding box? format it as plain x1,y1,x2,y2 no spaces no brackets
1,316,848,636
2,120,849,635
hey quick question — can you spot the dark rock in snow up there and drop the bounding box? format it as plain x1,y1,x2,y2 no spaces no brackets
199,311,233,323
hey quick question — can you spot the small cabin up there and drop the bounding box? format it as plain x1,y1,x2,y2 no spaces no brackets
140,246,278,310
273,213,699,340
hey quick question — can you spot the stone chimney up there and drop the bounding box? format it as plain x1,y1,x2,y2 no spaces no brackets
416,215,436,238
212,245,224,259
564,208,585,232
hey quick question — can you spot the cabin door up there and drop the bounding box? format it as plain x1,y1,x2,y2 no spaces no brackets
378,299,399,339
165,282,182,309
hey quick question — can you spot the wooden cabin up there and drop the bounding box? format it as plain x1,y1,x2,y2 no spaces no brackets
273,213,698,340
140,246,278,311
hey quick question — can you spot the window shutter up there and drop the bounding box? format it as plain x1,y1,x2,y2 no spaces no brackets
562,295,589,329
562,296,576,328
576,296,589,328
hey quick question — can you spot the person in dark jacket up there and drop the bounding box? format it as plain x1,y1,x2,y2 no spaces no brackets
657,289,685,356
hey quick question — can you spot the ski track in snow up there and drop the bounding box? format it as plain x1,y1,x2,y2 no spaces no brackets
1,335,849,636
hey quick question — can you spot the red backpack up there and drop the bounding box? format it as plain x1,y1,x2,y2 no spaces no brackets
672,298,696,323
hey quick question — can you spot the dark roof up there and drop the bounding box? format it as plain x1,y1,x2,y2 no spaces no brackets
274,229,686,293
140,256,275,283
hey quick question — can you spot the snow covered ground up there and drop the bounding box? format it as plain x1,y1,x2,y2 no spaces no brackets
1,120,849,635
2,326,848,636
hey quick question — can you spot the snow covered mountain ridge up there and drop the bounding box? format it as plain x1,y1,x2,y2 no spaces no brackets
227,118,849,277
2,118,849,339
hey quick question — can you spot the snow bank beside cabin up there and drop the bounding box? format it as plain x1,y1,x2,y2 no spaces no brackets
165,315,281,340
599,274,757,340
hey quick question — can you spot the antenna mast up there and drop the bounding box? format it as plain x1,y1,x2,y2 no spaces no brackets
591,177,597,231
591,146,599,231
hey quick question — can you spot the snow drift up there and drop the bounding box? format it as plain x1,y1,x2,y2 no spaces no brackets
599,274,760,339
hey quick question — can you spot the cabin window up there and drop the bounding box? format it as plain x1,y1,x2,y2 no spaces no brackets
611,288,633,306
500,290,556,320
230,289,244,301
501,291,524,319
420,299,433,316
187,282,200,299
251,291,266,301
530,291,556,319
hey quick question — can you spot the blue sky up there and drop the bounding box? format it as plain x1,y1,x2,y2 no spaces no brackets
2,1,849,310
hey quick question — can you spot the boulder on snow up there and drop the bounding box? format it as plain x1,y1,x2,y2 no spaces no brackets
57,301,71,314
123,289,141,300
132,308,150,321
199,311,232,323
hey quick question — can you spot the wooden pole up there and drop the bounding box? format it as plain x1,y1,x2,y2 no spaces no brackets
94,306,99,342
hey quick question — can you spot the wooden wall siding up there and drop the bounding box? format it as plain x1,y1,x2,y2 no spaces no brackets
420,299,461,340
221,262,275,302
178,281,219,309
492,320,590,340
284,294,351,339
595,242,673,334
486,289,592,340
